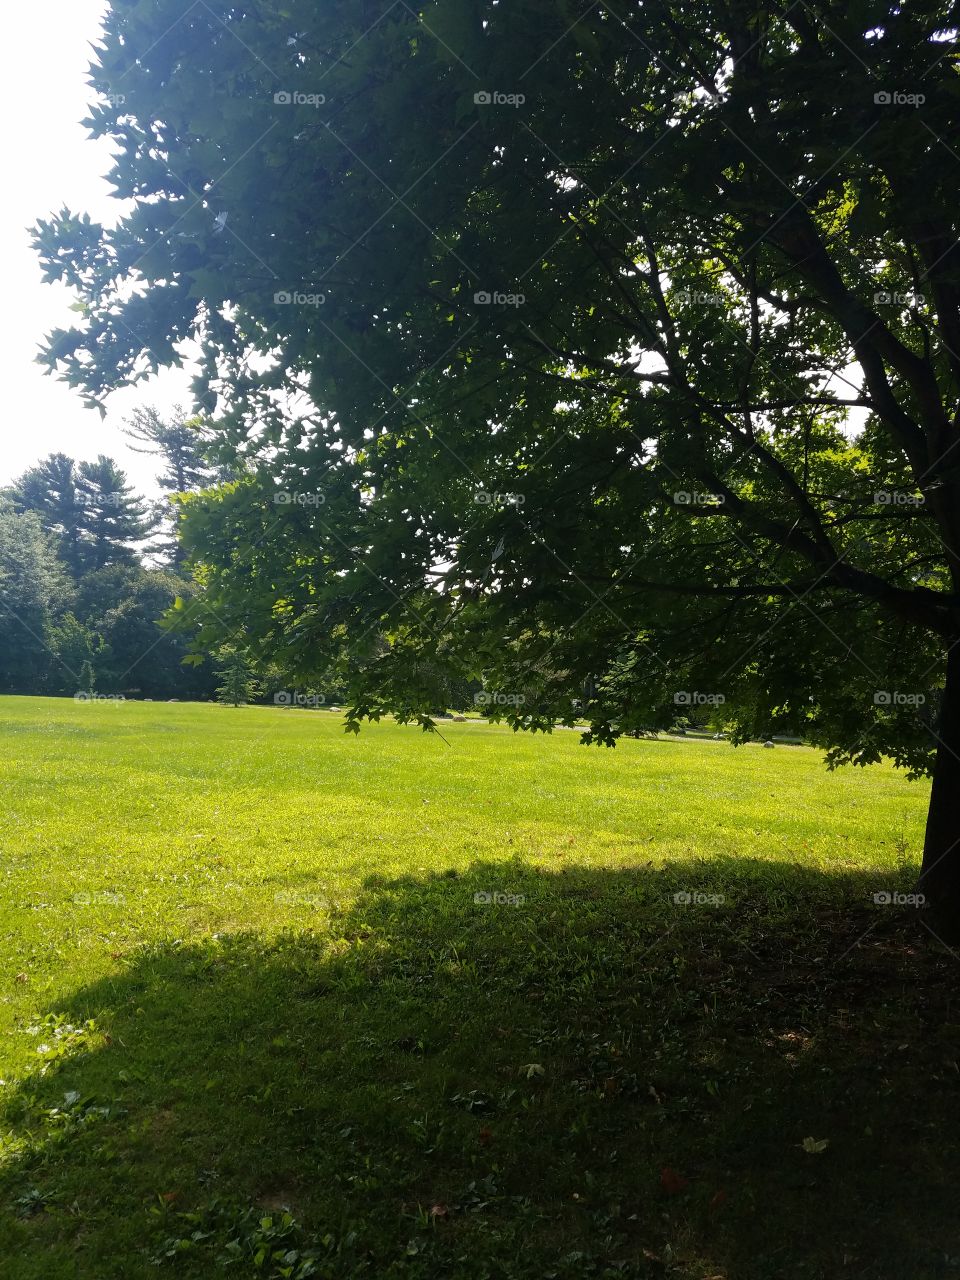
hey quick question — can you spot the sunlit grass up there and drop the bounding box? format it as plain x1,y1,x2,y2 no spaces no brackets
1,696,952,1280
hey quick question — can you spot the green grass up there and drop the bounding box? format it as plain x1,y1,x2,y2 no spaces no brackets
1,696,957,1279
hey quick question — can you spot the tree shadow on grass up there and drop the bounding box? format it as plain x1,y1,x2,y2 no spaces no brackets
2,857,959,1280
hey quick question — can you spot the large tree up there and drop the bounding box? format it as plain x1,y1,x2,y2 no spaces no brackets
123,406,222,567
74,562,217,699
33,2,960,929
0,503,71,694
11,454,155,575
9,453,86,577
75,455,156,571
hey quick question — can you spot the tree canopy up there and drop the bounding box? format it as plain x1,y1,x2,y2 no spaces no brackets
0,504,70,694
32,1,960,922
11,453,155,576
1,450,216,700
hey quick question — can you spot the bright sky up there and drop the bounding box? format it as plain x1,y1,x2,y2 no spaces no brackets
0,1,192,497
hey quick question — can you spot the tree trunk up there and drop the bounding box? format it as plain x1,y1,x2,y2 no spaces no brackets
918,642,960,943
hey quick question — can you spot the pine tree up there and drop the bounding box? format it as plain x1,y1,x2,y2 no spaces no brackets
13,455,155,577
123,407,221,568
123,406,217,492
0,502,71,693
78,658,96,698
9,454,85,577
214,646,259,707
75,456,156,572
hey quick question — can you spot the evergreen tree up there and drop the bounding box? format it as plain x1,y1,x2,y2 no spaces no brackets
123,407,222,568
75,456,155,571
9,453,85,577
13,455,155,576
123,406,217,493
78,658,96,698
214,646,259,707
3,455,217,701
0,503,71,693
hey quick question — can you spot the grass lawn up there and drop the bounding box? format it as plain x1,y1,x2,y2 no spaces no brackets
0,695,957,1279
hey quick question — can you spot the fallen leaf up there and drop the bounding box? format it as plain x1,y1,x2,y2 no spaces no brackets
801,1136,829,1154
478,1126,493,1146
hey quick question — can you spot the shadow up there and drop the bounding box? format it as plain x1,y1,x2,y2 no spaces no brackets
2,859,959,1279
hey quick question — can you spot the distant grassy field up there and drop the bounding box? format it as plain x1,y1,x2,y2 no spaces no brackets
1,696,957,1280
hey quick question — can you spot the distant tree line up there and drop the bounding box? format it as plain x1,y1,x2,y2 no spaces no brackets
0,409,221,700
0,408,755,724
